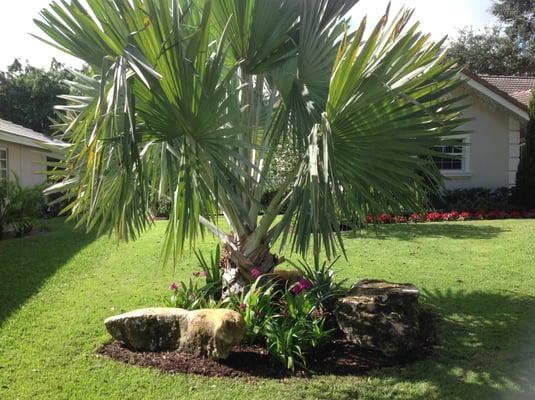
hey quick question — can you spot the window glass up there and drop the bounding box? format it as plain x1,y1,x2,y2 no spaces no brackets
433,139,464,171
0,149,7,180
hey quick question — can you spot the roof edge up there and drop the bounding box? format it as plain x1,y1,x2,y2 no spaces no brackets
461,70,530,120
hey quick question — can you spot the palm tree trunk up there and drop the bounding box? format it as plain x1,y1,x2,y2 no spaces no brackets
221,237,282,297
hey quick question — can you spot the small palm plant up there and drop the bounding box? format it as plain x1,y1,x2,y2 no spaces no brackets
36,0,466,295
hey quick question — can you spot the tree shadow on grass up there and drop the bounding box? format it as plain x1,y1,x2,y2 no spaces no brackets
345,222,507,241
0,219,96,326
324,289,535,400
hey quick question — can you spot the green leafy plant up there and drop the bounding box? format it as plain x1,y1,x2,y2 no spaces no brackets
291,257,347,310
0,175,44,238
194,244,223,300
264,290,331,372
228,278,280,344
164,279,223,310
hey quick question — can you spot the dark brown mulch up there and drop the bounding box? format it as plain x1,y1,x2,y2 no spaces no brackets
98,308,439,379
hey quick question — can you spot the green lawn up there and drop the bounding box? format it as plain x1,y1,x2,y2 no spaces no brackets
1,219,535,400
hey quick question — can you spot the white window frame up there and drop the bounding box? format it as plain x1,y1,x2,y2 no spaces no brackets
435,134,471,177
0,147,7,181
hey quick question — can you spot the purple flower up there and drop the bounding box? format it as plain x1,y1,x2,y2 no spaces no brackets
239,303,247,311
250,268,262,279
170,282,178,291
291,279,313,295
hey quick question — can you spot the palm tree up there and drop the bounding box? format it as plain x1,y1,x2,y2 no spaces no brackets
37,0,466,295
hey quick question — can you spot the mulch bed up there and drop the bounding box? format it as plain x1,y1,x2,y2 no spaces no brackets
99,339,394,379
98,308,439,379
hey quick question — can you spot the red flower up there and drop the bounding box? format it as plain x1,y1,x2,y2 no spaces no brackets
459,211,471,220
497,211,509,219
398,216,408,223
427,212,442,222
378,213,391,224
409,213,421,222
486,210,499,219
170,282,178,291
239,303,247,311
474,210,485,220
510,210,524,219
367,215,374,223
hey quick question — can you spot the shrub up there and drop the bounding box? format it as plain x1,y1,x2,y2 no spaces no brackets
0,176,45,238
435,187,514,212
515,93,535,209
291,257,347,311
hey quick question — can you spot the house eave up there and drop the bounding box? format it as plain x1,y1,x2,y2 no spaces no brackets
461,71,530,122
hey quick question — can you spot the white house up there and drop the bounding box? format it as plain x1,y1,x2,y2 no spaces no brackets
0,118,66,187
438,71,534,190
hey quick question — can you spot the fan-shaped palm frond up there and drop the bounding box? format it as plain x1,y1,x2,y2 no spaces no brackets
37,0,467,293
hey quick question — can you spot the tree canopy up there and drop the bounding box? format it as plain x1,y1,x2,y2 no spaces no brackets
449,0,535,75
37,0,466,293
0,59,72,132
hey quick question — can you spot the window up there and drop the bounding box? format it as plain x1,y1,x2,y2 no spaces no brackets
0,148,7,181
433,136,470,174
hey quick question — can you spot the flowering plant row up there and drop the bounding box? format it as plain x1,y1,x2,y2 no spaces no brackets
368,209,535,224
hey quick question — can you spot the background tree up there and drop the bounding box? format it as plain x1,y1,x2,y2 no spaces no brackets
38,0,466,296
515,90,535,208
449,0,535,75
0,59,72,132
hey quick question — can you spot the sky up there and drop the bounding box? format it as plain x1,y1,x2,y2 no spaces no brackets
0,0,498,71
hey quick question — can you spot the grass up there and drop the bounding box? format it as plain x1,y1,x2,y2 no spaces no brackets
1,218,535,399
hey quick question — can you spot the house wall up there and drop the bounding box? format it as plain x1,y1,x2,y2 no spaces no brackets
0,139,48,188
443,93,520,190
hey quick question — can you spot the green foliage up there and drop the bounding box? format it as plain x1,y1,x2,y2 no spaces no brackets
164,279,223,310
515,92,535,209
228,278,280,344
227,272,332,371
194,244,223,300
164,244,224,308
0,175,45,238
0,59,72,132
36,0,466,268
264,290,331,372
291,257,347,310
449,1,535,75
435,187,514,212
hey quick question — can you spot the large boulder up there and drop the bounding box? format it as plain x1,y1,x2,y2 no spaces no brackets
335,279,421,358
104,308,245,360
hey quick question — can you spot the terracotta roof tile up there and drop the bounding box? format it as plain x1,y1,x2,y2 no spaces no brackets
478,75,535,106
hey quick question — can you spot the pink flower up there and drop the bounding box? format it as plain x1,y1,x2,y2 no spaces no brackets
170,282,178,291
250,268,262,279
239,303,247,311
291,278,313,295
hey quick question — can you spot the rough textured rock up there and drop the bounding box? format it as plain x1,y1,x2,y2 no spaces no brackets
335,279,421,358
179,309,246,359
271,269,303,287
104,308,245,359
